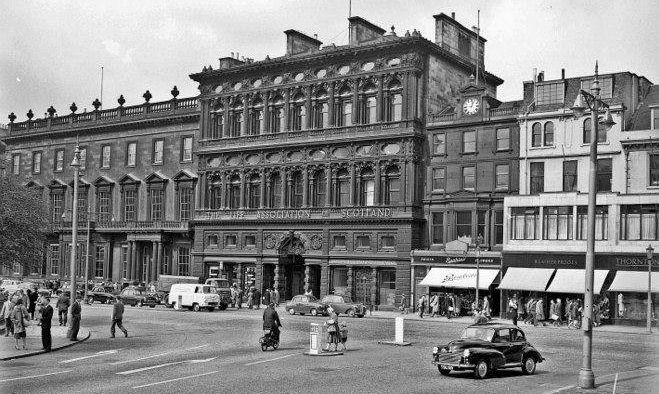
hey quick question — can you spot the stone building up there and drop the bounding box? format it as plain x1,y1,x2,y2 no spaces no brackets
189,14,502,307
3,92,199,283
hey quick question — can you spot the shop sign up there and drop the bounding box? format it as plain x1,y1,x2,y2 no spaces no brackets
414,255,499,265
195,207,393,221
503,253,659,271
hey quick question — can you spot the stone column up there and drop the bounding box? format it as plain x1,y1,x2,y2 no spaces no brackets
255,258,263,294
305,86,312,129
347,266,354,299
302,166,309,208
237,263,244,290
320,261,329,297
304,264,311,293
157,241,163,276
274,263,281,295
222,100,229,137
325,165,332,208
263,94,270,133
377,75,384,122
286,171,292,208
402,159,409,205
151,241,157,283
328,83,335,126
131,242,139,282
283,90,290,131
220,172,227,209
349,164,356,206
126,241,133,281
239,171,246,208
259,169,266,209
371,267,378,307
280,167,287,208
352,79,359,125
374,161,381,205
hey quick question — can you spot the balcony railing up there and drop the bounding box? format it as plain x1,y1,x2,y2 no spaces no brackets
8,97,199,136
427,107,521,125
54,220,189,231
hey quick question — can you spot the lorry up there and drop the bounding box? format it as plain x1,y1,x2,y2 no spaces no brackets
204,278,232,310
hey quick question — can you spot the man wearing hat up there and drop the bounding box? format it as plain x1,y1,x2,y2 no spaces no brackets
69,294,82,341
40,297,53,351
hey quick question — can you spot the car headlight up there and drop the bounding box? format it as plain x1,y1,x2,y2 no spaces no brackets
440,347,448,353
462,349,470,358
432,347,439,354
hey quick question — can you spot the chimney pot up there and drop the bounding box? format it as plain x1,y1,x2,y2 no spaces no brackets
561,68,565,79
230,52,234,58
533,68,537,82
451,12,455,19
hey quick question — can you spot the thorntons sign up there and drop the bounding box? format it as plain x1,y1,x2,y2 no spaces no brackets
196,208,393,221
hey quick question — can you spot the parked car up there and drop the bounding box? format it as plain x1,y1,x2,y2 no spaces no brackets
320,294,367,317
432,323,544,379
168,284,221,312
119,286,157,308
286,295,327,316
87,286,116,304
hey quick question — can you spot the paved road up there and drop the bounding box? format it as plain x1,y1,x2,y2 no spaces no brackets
1,303,657,394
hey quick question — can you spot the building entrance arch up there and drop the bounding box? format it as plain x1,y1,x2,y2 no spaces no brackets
276,231,308,300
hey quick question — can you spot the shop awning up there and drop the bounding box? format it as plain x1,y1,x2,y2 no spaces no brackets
608,271,659,293
418,268,499,290
546,269,609,295
498,268,555,292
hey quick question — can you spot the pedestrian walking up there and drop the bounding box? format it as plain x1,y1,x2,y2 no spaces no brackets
253,288,261,309
110,297,128,338
247,287,254,309
273,287,280,307
263,288,271,306
482,296,491,319
56,292,70,326
417,295,427,318
69,295,82,341
508,294,519,326
446,294,455,319
429,294,439,317
399,294,408,314
1,297,15,336
535,298,545,326
11,299,29,350
27,289,38,319
40,297,53,351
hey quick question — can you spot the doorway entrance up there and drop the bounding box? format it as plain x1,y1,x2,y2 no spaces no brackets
280,255,305,300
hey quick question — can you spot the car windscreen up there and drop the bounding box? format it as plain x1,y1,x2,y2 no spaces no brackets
201,286,212,293
461,327,495,342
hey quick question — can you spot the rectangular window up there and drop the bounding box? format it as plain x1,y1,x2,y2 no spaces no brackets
101,145,111,168
494,209,504,244
12,154,20,175
530,162,544,194
596,158,612,192
181,136,193,162
55,149,64,172
577,206,608,240
650,154,659,187
535,82,565,105
620,205,658,240
432,212,443,244
458,31,471,59
462,166,475,190
77,189,88,222
153,139,164,165
496,128,510,151
149,189,164,221
455,211,472,241
124,189,137,221
495,164,509,190
245,235,256,247
477,210,487,243
126,142,137,167
432,168,446,191
342,102,353,126
179,187,193,221
510,207,540,240
580,77,613,99
97,190,112,222
563,160,578,192
433,133,446,155
225,235,237,247
51,193,63,222
381,235,395,248
356,235,371,249
121,244,128,279
332,235,346,249
654,109,659,130
79,148,87,170
32,151,42,174
543,206,573,240
50,245,60,276
462,130,476,153
177,247,190,276
95,245,105,278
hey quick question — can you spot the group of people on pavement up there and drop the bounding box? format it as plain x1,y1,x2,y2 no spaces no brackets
1,288,56,351
507,293,607,328
415,293,489,320
231,284,280,309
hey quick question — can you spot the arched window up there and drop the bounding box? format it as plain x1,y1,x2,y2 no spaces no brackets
333,168,350,207
269,96,284,133
531,122,542,147
247,174,261,208
382,165,400,205
290,92,306,131
359,168,375,206
209,179,222,209
312,90,329,129
227,175,241,209
543,121,554,146
361,84,378,124
248,98,263,136
210,105,223,139
310,170,327,207
583,118,592,143
289,171,303,208
386,80,402,121
266,172,282,208
335,86,352,127
229,100,243,137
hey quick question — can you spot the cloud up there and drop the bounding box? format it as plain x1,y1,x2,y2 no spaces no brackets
102,39,134,64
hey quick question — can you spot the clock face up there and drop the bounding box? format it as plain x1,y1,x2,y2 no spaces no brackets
462,98,480,115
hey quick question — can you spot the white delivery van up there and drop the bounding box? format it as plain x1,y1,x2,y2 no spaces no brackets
168,284,220,312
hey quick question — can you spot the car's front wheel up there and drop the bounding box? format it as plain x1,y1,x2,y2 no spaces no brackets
438,365,451,376
192,303,201,312
288,308,295,315
347,309,356,318
474,359,490,379
522,356,537,375
87,297,94,304
138,300,143,307
310,308,318,316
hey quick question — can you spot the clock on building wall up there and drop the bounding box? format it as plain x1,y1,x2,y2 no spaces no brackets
462,97,480,115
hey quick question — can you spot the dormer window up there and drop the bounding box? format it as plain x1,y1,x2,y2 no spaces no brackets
535,81,565,105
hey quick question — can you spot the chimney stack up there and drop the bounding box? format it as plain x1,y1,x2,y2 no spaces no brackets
561,68,565,79
537,71,544,82
533,68,537,82
348,16,385,45
285,29,322,55
451,12,455,19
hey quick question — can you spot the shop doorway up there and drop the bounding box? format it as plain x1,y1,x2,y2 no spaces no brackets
354,268,372,305
280,255,305,300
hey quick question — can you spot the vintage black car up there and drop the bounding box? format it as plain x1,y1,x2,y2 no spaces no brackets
286,295,327,316
432,323,544,379
320,294,367,318
119,286,157,308
87,286,117,304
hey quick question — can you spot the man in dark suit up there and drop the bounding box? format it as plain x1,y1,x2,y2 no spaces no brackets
40,297,53,351
69,295,82,341
110,297,128,338
262,303,282,341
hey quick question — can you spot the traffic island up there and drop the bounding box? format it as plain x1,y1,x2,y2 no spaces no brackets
304,322,346,356
0,325,91,361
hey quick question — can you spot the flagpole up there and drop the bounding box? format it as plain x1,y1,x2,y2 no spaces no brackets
100,66,104,110
475,10,480,86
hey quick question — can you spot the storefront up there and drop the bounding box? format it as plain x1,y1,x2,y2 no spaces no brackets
411,247,502,316
501,252,659,326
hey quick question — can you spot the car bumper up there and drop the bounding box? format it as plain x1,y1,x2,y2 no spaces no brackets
432,354,475,370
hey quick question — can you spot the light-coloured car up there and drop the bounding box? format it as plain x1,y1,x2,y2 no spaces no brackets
168,284,220,312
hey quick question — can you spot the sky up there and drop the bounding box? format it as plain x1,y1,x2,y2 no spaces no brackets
1,0,658,123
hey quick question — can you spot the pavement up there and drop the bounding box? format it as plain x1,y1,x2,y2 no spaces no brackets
0,324,90,360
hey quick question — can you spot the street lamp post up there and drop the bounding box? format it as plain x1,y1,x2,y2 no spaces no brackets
68,144,81,336
570,62,616,389
84,212,92,302
647,245,654,333
475,234,483,311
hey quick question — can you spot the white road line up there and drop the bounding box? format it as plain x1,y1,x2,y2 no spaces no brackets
0,370,73,383
185,344,208,351
132,371,219,389
109,352,171,365
60,349,122,364
244,353,295,366
117,357,216,375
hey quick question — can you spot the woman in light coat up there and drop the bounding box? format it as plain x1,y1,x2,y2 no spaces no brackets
11,299,30,350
